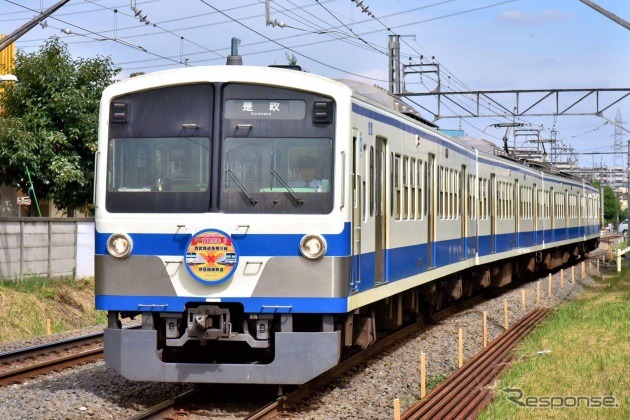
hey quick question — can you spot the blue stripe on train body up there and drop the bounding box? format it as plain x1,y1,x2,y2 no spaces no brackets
95,222,598,311
95,223,353,257
353,225,600,293
96,295,349,313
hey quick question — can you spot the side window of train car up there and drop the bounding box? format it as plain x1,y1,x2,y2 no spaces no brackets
409,158,417,220
544,190,550,219
441,167,447,219
394,154,401,219
478,178,486,220
447,168,452,219
468,175,475,220
403,156,409,220
497,181,505,219
417,159,423,220
454,169,460,219
510,183,514,219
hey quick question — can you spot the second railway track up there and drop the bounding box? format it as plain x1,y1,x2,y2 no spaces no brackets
0,332,105,386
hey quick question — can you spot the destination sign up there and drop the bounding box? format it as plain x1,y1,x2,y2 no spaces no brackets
225,99,306,120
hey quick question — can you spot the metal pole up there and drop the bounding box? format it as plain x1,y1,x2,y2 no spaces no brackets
0,0,71,52
579,0,630,31
388,35,400,94
627,140,630,222
24,166,42,217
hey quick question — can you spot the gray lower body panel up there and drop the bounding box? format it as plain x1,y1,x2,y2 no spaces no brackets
104,328,341,384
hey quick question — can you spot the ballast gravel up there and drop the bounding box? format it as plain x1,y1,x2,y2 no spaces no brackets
0,251,611,419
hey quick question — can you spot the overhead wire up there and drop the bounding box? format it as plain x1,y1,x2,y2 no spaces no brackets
0,0,163,21
274,0,389,56
354,0,521,134
19,0,514,69
5,0,183,66
83,0,225,60
5,1,609,153
13,0,520,86
562,121,609,140
110,0,540,139
351,0,537,130
196,0,387,82
311,0,386,56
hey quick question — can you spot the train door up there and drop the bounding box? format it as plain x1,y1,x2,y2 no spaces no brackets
577,192,582,237
489,174,496,253
427,154,435,268
460,165,467,260
564,190,571,239
550,187,555,242
514,180,520,249
374,137,387,284
533,184,538,244
352,131,362,290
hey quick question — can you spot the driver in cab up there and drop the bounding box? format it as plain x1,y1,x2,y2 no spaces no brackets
290,156,322,189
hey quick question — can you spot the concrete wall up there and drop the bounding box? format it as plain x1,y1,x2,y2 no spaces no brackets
0,218,94,279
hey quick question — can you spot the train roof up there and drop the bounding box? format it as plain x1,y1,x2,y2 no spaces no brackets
334,78,438,129
450,136,588,184
332,78,591,186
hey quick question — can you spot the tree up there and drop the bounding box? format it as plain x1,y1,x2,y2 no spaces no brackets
285,52,298,66
602,185,621,223
0,37,120,214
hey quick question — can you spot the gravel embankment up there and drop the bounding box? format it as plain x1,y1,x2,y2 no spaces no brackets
283,261,604,419
0,251,612,419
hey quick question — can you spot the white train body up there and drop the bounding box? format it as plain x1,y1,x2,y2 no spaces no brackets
95,66,600,384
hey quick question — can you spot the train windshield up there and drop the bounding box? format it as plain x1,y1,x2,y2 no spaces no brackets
221,137,333,214
106,137,211,212
108,137,210,192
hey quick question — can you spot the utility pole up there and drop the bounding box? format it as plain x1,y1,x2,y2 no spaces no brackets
579,0,630,31
614,109,625,189
0,0,70,52
388,35,400,94
627,140,630,220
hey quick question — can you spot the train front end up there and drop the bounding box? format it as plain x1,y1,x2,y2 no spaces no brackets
94,66,353,384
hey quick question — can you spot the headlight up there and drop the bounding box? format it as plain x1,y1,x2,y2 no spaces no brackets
299,234,327,260
106,233,133,259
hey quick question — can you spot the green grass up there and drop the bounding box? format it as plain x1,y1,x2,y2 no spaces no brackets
479,268,630,419
0,276,107,342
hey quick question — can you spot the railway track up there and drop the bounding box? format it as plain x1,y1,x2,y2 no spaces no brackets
401,307,552,419
0,332,105,386
0,326,140,386
129,295,485,420
246,296,485,420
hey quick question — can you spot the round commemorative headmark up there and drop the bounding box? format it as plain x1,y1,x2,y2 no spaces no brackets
184,229,239,285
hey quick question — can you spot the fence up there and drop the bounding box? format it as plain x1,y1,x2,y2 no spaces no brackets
0,218,94,280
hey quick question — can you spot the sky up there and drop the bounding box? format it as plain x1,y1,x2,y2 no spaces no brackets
1,0,629,169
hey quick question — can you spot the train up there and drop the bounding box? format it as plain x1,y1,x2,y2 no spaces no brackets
94,63,601,384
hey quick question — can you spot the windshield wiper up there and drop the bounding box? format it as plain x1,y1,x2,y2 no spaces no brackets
225,169,257,206
271,170,304,206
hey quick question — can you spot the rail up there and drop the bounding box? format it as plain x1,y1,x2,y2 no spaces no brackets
400,308,552,419
0,334,104,386
246,295,485,420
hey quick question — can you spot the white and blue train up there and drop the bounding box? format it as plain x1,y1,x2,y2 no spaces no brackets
95,64,600,384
